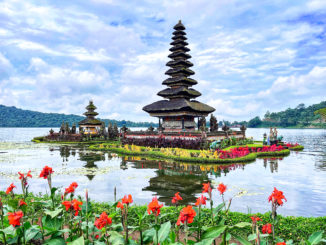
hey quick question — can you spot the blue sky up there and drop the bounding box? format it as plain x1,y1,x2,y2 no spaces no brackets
0,0,325,122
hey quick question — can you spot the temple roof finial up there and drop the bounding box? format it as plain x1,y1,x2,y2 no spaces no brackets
174,20,185,30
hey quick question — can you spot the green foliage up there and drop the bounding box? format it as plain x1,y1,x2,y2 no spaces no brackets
0,104,157,127
314,108,326,120
248,101,326,128
248,116,262,128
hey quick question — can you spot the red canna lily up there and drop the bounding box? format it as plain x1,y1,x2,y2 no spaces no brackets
195,195,207,206
117,201,124,210
19,200,27,207
176,205,196,226
72,199,83,216
64,182,78,195
276,243,286,245
217,183,227,195
268,187,287,206
62,201,72,211
6,183,16,195
172,192,183,204
147,197,163,216
94,212,112,229
39,166,53,179
202,182,212,194
122,194,133,205
7,211,23,227
18,170,32,180
262,223,272,234
250,216,261,223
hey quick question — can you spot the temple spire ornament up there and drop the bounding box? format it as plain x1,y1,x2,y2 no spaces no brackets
143,20,215,131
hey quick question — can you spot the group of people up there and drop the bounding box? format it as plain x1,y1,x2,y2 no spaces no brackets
269,127,278,145
263,127,279,145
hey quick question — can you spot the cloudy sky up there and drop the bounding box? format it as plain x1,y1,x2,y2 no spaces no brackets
0,0,325,122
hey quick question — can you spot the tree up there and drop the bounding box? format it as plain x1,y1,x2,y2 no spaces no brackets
264,110,271,119
248,116,262,127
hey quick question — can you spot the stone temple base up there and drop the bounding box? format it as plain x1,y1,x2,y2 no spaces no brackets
162,120,196,131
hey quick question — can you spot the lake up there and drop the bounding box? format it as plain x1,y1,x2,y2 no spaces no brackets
0,127,325,217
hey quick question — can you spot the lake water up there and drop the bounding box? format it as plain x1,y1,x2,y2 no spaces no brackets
0,127,325,217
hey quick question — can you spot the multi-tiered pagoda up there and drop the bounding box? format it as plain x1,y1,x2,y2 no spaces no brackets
78,101,104,134
143,20,215,131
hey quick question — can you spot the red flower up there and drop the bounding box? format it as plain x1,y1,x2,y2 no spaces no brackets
172,192,183,204
19,200,27,207
95,235,100,239
202,183,212,194
268,187,287,206
195,195,207,206
217,183,227,195
117,201,124,210
250,216,261,223
94,212,112,229
262,223,272,234
39,166,53,179
122,194,133,205
62,201,72,211
177,205,196,226
6,183,16,195
147,197,163,216
18,170,32,180
64,182,78,195
7,211,23,227
276,243,286,245
72,199,83,216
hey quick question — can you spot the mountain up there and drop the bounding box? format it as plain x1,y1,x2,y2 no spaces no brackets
246,101,326,128
0,105,157,128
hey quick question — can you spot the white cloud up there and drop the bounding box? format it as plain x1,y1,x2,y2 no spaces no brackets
0,0,326,122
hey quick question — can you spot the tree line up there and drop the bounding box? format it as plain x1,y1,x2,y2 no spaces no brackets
0,105,157,128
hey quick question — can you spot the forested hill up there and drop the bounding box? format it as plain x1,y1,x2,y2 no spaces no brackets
247,101,326,128
0,105,157,127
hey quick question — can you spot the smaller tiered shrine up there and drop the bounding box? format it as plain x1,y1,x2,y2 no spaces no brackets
78,101,104,135
143,20,215,132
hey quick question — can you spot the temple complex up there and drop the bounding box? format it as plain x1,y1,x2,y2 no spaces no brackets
78,101,104,135
143,20,215,132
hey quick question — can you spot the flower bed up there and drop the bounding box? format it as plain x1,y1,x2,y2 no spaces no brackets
285,143,304,151
0,167,324,244
90,143,291,164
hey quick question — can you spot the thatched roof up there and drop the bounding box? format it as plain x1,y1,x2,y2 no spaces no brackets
162,76,197,86
165,67,195,76
172,35,187,41
171,39,188,45
174,20,185,30
79,118,103,126
86,102,97,110
172,30,186,36
166,60,193,68
157,87,201,98
168,52,191,59
169,45,190,52
143,98,215,114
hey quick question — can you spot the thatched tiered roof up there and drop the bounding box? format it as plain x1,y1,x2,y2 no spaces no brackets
143,20,215,117
79,101,103,125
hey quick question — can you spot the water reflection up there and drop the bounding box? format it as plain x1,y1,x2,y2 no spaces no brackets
125,156,246,205
79,151,104,180
263,158,281,173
